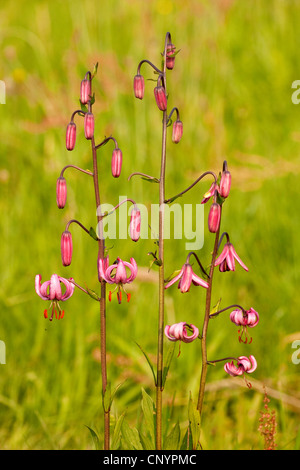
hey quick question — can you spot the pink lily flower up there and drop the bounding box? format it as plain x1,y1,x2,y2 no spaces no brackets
165,263,209,293
165,322,199,343
35,274,75,320
215,242,248,272
98,256,138,303
230,308,259,343
224,355,257,383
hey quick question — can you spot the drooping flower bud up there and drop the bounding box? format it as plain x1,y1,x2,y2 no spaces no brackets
219,170,231,198
80,78,91,105
154,86,167,111
66,122,76,151
56,176,67,209
172,119,183,143
133,74,145,100
84,112,94,139
130,205,141,242
166,43,176,70
208,202,221,233
61,230,73,266
111,148,123,178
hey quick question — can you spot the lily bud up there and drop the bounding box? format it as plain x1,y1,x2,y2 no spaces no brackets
61,230,73,266
154,86,167,111
84,112,94,139
111,148,122,178
219,170,231,198
133,74,145,100
172,120,183,143
166,43,176,70
56,176,67,209
130,206,141,242
208,203,221,233
80,78,91,105
66,122,76,151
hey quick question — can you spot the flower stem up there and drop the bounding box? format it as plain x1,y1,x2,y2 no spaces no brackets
155,32,171,451
197,209,222,413
91,130,109,449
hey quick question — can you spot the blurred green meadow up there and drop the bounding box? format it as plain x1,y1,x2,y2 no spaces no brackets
0,0,299,450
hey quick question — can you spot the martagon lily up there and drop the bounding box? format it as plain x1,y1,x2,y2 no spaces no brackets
224,355,257,388
165,261,209,293
215,241,248,272
98,256,138,303
35,274,75,320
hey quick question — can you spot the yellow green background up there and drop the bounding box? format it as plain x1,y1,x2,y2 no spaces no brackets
0,0,299,449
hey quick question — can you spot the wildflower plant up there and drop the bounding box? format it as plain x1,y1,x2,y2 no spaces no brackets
130,32,259,450
35,33,260,451
35,64,140,450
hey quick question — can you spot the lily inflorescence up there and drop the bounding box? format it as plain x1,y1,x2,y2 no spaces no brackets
35,32,260,450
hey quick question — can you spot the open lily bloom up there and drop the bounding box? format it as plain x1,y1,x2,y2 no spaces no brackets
98,256,137,303
165,263,209,293
224,355,257,376
224,355,257,388
230,308,259,343
215,242,248,272
35,274,75,320
165,322,199,343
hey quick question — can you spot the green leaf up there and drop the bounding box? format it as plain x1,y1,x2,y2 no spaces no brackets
209,298,222,317
111,412,126,450
188,393,201,450
121,419,143,450
85,425,101,450
164,421,181,450
166,194,182,204
86,286,100,302
89,226,99,241
135,342,156,385
180,427,193,450
141,389,155,449
164,269,181,283
103,382,111,412
141,176,160,183
162,342,176,388
92,62,99,78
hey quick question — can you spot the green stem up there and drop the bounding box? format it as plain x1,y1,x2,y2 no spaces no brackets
155,32,171,451
197,209,222,413
91,132,109,450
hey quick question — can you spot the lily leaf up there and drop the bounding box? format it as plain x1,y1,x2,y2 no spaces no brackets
141,176,160,184
135,342,156,386
188,393,201,450
209,298,222,318
86,287,100,302
89,226,99,241
162,342,176,388
85,425,101,450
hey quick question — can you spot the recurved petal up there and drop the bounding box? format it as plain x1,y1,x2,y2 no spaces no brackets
247,355,257,373
49,274,62,300
123,258,138,283
60,277,75,301
246,308,259,327
181,324,199,343
178,264,193,292
115,259,128,284
164,325,178,341
229,244,249,272
191,272,209,289
35,275,50,300
214,244,229,267
164,267,184,289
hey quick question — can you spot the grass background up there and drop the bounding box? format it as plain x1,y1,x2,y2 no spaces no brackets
0,0,299,450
